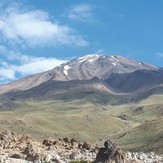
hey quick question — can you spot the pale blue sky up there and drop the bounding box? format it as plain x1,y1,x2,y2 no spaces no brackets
0,0,163,83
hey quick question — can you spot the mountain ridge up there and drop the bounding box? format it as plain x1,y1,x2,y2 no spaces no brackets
0,54,162,106
0,54,161,96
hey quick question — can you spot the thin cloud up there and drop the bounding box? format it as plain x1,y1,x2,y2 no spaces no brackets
16,57,66,76
68,4,94,22
95,49,105,54
156,53,163,57
0,46,67,83
0,3,89,47
0,66,16,80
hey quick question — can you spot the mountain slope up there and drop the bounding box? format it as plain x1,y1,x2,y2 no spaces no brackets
0,54,159,95
105,69,163,93
0,78,130,105
0,71,53,95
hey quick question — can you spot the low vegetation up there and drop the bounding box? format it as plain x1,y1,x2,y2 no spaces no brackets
0,95,162,153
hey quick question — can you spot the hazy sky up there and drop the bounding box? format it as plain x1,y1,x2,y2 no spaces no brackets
0,0,163,83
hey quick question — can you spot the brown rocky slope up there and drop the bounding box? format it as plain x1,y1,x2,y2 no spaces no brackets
0,131,162,163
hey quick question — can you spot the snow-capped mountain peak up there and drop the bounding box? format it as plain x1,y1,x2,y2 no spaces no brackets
77,54,101,63
50,54,159,81
0,54,161,96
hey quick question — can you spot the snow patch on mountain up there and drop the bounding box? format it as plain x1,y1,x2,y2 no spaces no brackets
112,63,116,66
77,54,100,63
63,65,71,76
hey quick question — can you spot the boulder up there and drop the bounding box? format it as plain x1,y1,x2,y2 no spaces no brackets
42,139,53,146
93,140,125,163
82,142,92,150
63,137,70,143
70,138,77,145
11,154,22,159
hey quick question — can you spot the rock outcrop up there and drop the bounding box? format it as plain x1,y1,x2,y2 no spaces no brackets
94,139,125,163
93,140,163,163
0,131,162,163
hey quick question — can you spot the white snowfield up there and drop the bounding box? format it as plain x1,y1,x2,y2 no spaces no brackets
63,65,71,76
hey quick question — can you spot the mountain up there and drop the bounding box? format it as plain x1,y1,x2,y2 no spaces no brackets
0,54,163,153
0,54,162,103
48,54,158,81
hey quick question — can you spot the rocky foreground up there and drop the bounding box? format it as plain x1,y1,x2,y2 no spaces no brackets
0,131,162,163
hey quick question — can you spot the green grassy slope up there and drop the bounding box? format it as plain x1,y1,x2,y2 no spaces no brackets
107,95,163,154
115,117,163,154
0,94,162,153
0,99,128,142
